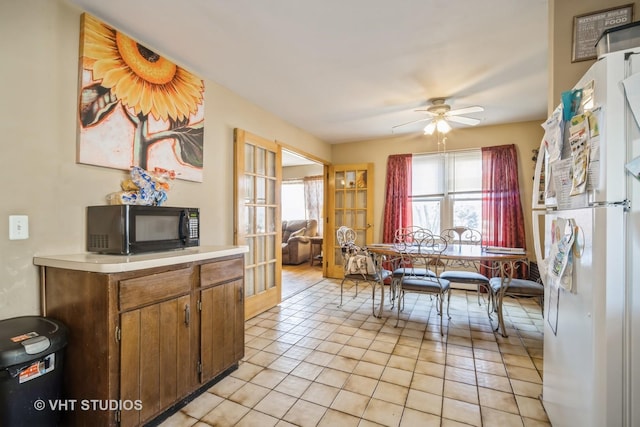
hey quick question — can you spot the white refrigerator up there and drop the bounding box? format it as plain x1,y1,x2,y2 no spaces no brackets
532,47,640,427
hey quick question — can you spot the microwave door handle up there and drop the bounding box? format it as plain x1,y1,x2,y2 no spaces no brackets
179,210,189,243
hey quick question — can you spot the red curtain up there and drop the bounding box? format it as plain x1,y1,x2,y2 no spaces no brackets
382,154,412,243
481,144,527,277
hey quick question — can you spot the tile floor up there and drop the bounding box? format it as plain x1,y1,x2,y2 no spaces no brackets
160,279,550,427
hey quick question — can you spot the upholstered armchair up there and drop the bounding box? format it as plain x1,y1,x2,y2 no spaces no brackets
282,219,318,265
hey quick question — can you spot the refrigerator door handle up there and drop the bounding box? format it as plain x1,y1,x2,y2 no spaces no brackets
532,138,547,210
532,210,547,283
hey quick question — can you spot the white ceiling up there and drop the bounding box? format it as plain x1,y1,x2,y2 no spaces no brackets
282,149,318,167
67,0,549,144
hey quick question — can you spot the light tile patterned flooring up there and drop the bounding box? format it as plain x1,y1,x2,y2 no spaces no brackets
160,279,550,427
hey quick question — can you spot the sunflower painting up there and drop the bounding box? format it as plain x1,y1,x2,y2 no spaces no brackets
77,13,205,182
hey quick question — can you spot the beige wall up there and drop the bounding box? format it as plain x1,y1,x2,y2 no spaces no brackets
0,0,331,320
549,0,640,113
331,122,544,253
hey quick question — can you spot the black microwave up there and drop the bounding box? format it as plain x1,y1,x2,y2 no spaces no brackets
87,205,199,254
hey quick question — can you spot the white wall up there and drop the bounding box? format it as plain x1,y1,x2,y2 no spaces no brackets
0,0,331,320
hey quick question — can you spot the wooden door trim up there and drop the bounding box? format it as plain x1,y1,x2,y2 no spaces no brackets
278,142,330,275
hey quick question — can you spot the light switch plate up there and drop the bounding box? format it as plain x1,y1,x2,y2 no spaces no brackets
9,215,29,240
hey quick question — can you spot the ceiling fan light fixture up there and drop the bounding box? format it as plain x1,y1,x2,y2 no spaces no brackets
436,119,451,134
423,121,436,135
397,98,483,135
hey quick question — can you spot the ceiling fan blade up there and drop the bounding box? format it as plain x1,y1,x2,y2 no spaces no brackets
447,106,484,116
446,115,481,126
392,117,433,129
412,109,438,116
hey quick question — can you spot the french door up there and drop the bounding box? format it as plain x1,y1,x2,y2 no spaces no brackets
234,129,281,320
326,163,374,278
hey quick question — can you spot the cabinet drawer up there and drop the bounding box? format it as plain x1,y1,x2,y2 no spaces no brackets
119,268,192,311
200,257,243,287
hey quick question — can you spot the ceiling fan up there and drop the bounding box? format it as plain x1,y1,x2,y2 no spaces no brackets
392,98,484,134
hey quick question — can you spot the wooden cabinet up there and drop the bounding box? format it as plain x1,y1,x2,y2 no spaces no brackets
199,257,244,382
40,252,245,427
118,268,194,427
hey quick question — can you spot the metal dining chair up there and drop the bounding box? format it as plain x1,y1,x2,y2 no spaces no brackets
337,226,391,316
390,227,436,304
439,227,491,310
396,230,451,335
489,260,544,337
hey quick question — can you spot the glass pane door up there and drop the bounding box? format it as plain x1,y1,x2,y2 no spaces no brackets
234,129,281,320
327,163,374,278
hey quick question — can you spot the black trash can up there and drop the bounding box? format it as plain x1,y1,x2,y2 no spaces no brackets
0,316,68,427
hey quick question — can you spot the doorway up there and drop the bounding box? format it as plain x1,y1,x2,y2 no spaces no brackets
281,148,326,299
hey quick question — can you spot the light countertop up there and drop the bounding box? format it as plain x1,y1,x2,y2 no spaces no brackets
33,245,248,273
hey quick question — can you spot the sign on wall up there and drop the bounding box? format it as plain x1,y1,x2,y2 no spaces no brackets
572,4,634,62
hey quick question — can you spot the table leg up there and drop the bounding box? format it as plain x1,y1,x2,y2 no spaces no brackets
371,279,382,318
493,259,521,338
494,289,508,337
370,253,387,318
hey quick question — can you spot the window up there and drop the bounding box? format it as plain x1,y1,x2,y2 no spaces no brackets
411,150,482,234
281,180,306,220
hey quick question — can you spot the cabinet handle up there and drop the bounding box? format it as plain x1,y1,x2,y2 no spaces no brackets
238,286,243,302
184,304,190,326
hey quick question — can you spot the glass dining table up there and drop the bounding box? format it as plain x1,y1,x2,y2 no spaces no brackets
364,243,529,336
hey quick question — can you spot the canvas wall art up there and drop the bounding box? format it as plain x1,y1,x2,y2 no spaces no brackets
77,13,205,182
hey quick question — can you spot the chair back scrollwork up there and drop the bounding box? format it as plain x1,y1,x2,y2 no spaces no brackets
397,229,448,280
441,227,483,247
337,226,357,247
441,227,483,270
393,226,432,246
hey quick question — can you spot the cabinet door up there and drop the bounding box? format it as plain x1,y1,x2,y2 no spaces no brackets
199,284,224,381
200,279,244,382
120,295,191,427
